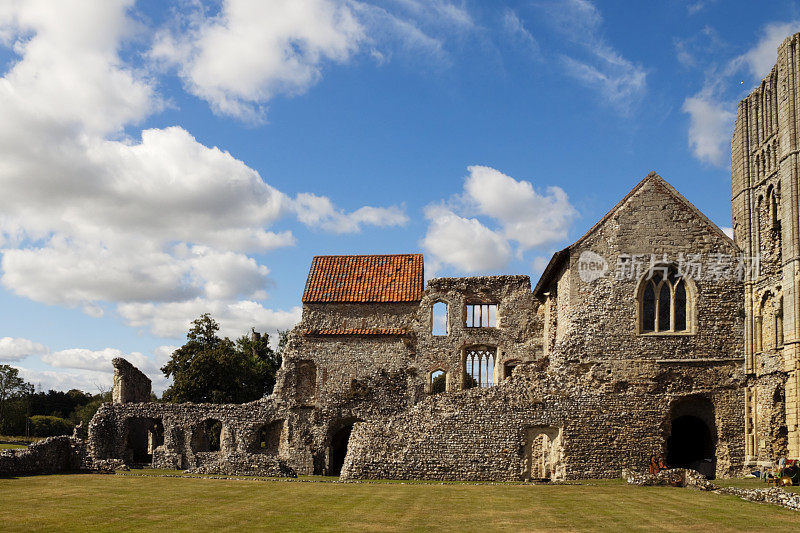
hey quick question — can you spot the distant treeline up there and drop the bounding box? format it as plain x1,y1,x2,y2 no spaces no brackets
1,388,115,437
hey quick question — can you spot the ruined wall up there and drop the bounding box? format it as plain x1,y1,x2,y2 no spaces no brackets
112,357,151,404
277,335,414,398
0,436,91,476
731,32,800,459
344,359,745,481
88,364,422,476
301,302,417,331
412,275,542,392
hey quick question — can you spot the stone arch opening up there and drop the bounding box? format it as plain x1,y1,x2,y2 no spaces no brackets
666,397,716,478
429,369,446,394
124,417,164,465
524,426,562,481
463,346,496,388
192,419,222,453
432,301,448,336
328,420,359,476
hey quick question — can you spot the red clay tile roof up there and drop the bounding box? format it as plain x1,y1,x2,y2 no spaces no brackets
302,254,424,303
303,328,407,336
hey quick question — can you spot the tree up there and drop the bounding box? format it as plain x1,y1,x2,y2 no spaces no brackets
0,365,33,434
161,314,281,404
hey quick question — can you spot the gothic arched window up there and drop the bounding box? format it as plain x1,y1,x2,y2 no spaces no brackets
639,267,691,334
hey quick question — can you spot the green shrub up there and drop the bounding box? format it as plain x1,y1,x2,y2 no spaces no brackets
28,415,74,437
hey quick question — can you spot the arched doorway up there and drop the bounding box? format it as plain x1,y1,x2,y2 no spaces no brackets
666,397,716,478
329,423,354,476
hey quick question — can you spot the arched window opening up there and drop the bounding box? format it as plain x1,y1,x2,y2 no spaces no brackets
642,283,655,332
432,302,448,336
430,370,446,394
771,193,779,230
464,347,496,388
658,282,671,331
639,268,689,334
674,281,687,331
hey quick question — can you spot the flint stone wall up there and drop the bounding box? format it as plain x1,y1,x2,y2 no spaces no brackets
88,367,421,476
412,275,543,392
0,436,90,476
112,357,151,404
343,360,745,481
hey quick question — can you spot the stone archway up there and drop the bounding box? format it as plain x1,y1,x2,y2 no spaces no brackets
666,397,717,478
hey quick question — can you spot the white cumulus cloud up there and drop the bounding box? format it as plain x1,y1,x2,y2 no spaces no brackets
683,91,736,167
150,0,365,122
118,299,302,341
0,337,48,362
422,166,577,273
0,0,407,339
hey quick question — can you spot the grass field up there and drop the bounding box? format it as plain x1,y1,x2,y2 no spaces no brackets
0,443,26,449
1,474,798,532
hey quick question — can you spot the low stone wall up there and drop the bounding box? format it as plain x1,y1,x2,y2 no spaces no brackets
0,436,91,476
622,467,716,490
717,486,800,511
186,453,297,477
624,468,800,512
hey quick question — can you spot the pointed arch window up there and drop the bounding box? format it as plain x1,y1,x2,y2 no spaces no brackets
639,268,691,334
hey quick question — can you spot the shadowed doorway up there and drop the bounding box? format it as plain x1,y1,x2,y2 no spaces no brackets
329,423,354,476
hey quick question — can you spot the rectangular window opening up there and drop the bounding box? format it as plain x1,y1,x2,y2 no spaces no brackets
466,304,497,328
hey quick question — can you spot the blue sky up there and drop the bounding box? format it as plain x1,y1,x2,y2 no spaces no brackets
0,0,797,394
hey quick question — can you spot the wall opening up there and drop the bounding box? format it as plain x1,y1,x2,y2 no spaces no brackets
466,303,497,328
192,419,222,453
430,369,446,394
464,346,496,388
296,360,317,403
432,302,448,336
329,423,355,476
504,360,520,379
524,427,562,481
638,266,691,333
666,397,716,478
125,417,164,465
254,420,284,454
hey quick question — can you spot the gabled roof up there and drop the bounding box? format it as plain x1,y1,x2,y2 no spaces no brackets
532,172,737,298
302,254,424,303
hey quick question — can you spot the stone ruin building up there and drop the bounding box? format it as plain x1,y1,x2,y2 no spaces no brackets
85,171,745,481
9,32,800,482
731,32,800,465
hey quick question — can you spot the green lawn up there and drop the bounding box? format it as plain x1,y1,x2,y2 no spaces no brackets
0,474,797,532
0,443,26,449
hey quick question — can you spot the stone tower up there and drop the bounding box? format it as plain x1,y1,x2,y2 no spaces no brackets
732,33,800,462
